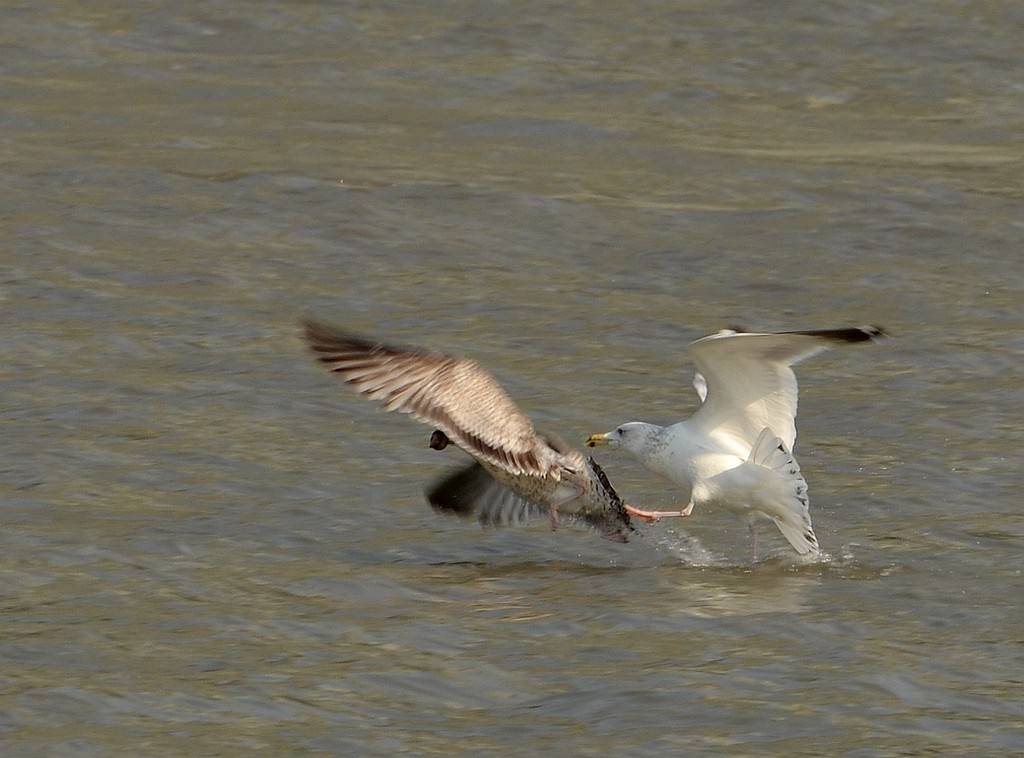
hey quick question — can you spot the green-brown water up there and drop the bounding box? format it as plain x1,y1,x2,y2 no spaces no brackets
3,2,1023,755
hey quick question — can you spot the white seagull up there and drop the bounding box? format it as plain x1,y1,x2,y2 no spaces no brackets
302,318,635,542
585,326,884,558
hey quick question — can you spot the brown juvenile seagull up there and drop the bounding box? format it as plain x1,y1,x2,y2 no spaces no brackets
302,318,634,542
586,326,884,559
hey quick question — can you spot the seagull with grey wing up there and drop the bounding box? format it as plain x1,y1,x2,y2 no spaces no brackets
302,318,634,542
586,326,884,558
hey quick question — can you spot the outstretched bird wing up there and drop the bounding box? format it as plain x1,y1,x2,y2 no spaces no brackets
302,319,551,478
687,327,882,453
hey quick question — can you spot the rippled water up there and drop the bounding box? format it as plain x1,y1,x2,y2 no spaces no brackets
3,1,1023,755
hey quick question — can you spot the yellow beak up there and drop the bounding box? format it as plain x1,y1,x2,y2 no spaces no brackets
585,433,610,448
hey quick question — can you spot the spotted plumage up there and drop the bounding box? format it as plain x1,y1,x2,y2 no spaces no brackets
302,318,634,541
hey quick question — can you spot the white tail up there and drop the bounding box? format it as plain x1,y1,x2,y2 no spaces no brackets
749,429,819,555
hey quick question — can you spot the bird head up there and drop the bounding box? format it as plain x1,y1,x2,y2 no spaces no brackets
428,430,452,450
585,423,656,456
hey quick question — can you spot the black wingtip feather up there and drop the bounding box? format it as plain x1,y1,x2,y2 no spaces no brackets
782,326,886,343
732,325,885,343
301,317,386,355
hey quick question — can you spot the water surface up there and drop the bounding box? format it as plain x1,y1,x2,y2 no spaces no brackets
3,1,1023,755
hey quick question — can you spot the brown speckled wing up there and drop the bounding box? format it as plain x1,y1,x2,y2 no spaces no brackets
302,319,550,478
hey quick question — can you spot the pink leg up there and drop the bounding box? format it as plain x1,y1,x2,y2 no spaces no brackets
624,502,694,524
546,485,584,531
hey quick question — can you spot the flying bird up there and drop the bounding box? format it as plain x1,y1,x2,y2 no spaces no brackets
586,326,884,558
302,318,634,542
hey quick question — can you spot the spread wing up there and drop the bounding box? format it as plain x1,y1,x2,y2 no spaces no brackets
302,319,551,477
426,460,633,542
687,327,882,452
425,461,547,526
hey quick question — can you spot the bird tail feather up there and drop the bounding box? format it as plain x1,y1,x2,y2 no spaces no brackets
748,429,819,555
